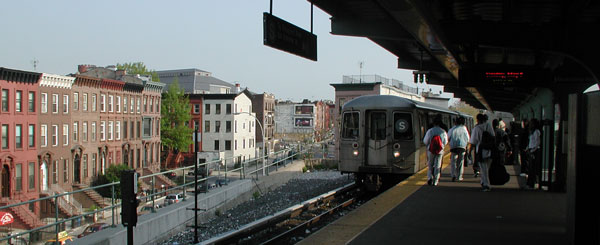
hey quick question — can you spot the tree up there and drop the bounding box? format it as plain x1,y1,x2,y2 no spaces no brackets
116,62,160,82
161,79,193,154
91,164,132,198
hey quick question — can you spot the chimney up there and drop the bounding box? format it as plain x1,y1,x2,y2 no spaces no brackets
116,69,127,77
78,65,90,73
235,83,241,93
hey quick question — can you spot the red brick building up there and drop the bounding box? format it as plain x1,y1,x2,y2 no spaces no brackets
0,67,43,229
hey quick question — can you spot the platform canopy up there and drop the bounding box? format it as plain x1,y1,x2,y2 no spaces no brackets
310,0,600,111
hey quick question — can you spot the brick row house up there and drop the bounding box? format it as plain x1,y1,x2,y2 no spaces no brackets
0,68,45,230
0,66,165,230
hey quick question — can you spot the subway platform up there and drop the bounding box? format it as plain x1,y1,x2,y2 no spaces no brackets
299,160,567,245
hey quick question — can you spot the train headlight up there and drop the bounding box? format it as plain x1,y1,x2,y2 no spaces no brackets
393,151,400,158
353,150,359,156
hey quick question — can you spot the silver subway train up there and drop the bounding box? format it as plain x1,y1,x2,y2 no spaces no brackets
339,95,474,190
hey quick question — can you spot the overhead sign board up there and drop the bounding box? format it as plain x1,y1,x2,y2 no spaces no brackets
458,68,551,87
264,12,317,61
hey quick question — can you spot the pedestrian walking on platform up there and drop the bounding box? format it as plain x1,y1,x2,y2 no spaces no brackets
492,119,512,166
423,115,448,186
468,114,495,192
525,118,542,189
448,116,470,181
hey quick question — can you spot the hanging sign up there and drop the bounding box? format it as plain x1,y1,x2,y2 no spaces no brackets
263,12,317,61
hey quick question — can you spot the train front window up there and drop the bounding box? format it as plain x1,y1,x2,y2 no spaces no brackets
342,112,359,139
394,112,413,140
369,111,386,140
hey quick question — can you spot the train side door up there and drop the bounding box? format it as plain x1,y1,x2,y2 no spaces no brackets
366,110,387,166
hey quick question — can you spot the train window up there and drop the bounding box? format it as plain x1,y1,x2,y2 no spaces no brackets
341,112,359,139
368,111,386,140
393,112,413,140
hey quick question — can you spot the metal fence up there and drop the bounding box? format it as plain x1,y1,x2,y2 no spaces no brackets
0,146,308,244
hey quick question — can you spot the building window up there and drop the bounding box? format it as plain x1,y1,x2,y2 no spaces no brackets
100,121,106,141
130,121,134,139
1,89,8,112
2,124,9,149
142,118,152,138
194,104,201,114
52,125,58,146
16,90,22,112
108,121,113,141
63,124,69,146
73,92,79,111
143,97,147,112
100,94,106,112
130,97,134,114
63,159,68,183
92,153,97,177
123,96,128,113
82,154,88,178
52,160,58,184
16,164,22,191
116,121,121,140
216,104,221,114
52,94,58,113
226,104,232,114
205,104,210,114
123,121,128,139
41,93,48,113
28,91,35,113
28,124,35,148
225,140,231,150
63,94,69,114
41,124,47,147
91,122,96,142
205,120,210,132
137,98,141,113
150,97,154,113
214,140,219,151
28,162,35,190
15,124,22,148
82,122,88,142
73,122,78,142
92,94,97,112
83,93,88,111
108,95,113,112
226,121,231,132
215,121,221,133
116,96,121,112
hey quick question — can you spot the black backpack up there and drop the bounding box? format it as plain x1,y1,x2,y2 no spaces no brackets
480,129,496,151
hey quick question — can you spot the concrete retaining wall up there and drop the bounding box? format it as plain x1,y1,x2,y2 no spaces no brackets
74,160,305,245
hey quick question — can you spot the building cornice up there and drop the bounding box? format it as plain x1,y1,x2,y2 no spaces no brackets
40,73,75,89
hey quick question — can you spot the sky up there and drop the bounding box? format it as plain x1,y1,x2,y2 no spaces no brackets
0,1,451,102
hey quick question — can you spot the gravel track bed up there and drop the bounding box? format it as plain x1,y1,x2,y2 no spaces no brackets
160,171,353,244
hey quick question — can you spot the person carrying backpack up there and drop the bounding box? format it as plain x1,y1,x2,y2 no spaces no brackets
468,114,496,192
423,114,448,186
448,116,470,182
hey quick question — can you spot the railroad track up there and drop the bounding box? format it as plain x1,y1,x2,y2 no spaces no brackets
200,183,364,245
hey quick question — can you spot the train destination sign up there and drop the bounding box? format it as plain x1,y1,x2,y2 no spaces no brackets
263,12,317,61
458,68,550,87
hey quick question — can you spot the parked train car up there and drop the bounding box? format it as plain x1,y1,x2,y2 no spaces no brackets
339,95,473,190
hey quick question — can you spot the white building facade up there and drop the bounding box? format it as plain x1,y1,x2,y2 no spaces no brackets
202,90,256,165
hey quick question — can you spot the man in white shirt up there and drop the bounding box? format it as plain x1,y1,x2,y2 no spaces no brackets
468,114,495,192
448,117,470,181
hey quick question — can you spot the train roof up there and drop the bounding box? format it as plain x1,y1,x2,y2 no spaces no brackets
342,95,458,115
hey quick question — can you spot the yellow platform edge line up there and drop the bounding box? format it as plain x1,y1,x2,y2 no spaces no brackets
298,154,451,245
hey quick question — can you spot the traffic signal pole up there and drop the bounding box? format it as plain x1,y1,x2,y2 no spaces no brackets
121,170,139,245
